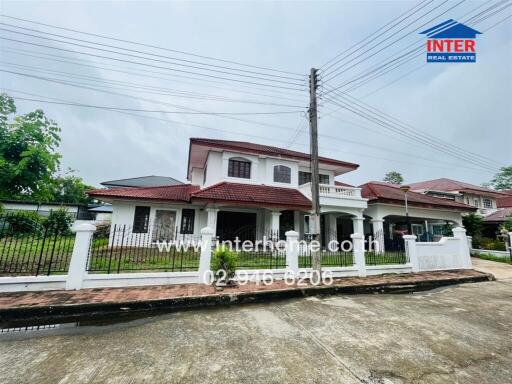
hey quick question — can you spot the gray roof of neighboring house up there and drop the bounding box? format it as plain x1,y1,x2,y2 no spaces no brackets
88,205,113,213
100,176,183,189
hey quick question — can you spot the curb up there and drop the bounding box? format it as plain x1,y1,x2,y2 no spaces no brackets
0,272,494,326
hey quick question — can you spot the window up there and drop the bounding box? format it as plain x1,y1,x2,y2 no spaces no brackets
228,158,251,179
133,206,150,233
298,171,330,185
483,198,492,208
432,224,444,236
273,165,291,183
473,199,480,207
180,209,195,234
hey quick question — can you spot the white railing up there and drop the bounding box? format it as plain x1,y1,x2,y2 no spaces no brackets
299,182,362,199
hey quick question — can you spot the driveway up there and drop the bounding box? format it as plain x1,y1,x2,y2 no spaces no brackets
472,257,512,280
1,279,511,384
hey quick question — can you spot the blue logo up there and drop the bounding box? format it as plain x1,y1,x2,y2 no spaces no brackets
420,19,482,63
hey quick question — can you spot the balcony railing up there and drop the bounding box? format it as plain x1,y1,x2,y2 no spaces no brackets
299,183,362,199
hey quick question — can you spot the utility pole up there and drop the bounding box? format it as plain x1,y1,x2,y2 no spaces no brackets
309,68,322,279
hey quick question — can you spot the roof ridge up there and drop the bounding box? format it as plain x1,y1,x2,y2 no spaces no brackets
88,183,196,194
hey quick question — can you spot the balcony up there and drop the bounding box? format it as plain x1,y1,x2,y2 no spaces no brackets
299,183,367,209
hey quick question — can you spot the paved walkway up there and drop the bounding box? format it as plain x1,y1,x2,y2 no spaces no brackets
0,278,510,383
472,257,512,280
0,270,490,311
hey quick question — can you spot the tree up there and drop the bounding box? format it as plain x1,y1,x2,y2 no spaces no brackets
0,93,61,201
489,166,512,190
49,170,94,204
383,171,404,185
462,213,484,237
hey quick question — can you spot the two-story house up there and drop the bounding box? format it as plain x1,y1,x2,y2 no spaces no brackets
408,178,506,216
88,139,476,249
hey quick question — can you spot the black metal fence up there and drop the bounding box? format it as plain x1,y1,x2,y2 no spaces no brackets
223,230,287,270
365,236,407,265
299,232,354,268
0,213,74,276
87,224,201,274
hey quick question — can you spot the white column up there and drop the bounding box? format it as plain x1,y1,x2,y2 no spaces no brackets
452,227,472,269
293,211,300,233
352,215,365,237
350,233,366,277
206,208,219,238
199,227,214,284
285,230,299,276
270,211,281,239
403,234,419,272
370,218,385,253
507,232,512,253
327,213,337,244
66,223,96,290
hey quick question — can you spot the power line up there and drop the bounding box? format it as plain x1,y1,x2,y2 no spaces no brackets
0,60,306,108
1,46,308,103
9,96,304,115
0,14,303,77
321,0,434,72
0,23,306,83
0,36,306,91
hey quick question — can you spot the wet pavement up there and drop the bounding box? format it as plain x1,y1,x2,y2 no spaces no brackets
1,279,511,383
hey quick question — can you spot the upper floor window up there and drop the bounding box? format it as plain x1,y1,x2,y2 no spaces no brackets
273,165,291,183
473,199,480,207
133,206,150,233
483,198,492,208
180,209,195,234
299,171,330,185
228,158,251,179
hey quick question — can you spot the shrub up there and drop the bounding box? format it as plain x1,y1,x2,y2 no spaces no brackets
43,207,73,235
462,213,483,237
211,246,238,283
478,237,507,251
4,211,43,235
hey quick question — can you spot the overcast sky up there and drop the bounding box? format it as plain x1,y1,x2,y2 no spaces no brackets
1,0,510,188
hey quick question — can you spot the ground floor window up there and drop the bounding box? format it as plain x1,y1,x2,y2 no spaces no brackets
180,209,195,234
133,206,150,233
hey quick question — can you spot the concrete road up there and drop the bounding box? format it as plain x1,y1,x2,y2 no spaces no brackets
1,280,511,384
472,257,512,280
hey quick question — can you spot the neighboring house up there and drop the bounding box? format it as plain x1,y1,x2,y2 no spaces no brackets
408,178,506,216
87,204,113,222
100,176,183,189
483,190,512,237
0,200,93,220
360,181,476,243
88,138,474,249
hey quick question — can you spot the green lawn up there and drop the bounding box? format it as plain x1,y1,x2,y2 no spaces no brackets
473,252,512,265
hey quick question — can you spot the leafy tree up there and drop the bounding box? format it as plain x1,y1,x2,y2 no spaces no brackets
43,207,73,235
50,170,94,204
383,171,404,185
0,93,61,201
500,216,512,233
462,213,484,237
489,166,512,190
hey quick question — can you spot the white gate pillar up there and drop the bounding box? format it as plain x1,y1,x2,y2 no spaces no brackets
285,230,299,277
403,234,419,272
350,233,366,277
453,227,472,269
66,223,96,290
206,208,219,238
199,227,214,284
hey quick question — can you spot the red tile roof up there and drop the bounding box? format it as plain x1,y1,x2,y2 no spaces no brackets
497,195,512,208
483,207,512,223
189,138,359,169
88,184,200,202
88,182,312,210
190,182,312,209
408,178,506,197
360,181,476,211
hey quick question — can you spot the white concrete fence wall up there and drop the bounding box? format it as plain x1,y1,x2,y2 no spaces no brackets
0,225,475,293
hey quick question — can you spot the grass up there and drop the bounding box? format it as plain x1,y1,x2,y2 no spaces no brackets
1,234,409,276
472,252,512,265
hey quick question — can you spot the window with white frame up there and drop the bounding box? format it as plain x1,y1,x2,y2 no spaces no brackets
273,165,291,183
473,199,480,207
483,198,492,208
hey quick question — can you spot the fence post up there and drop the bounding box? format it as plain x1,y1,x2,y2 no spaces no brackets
285,230,299,277
403,235,419,272
350,233,366,277
453,227,472,269
199,227,214,284
507,232,512,260
65,223,96,290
